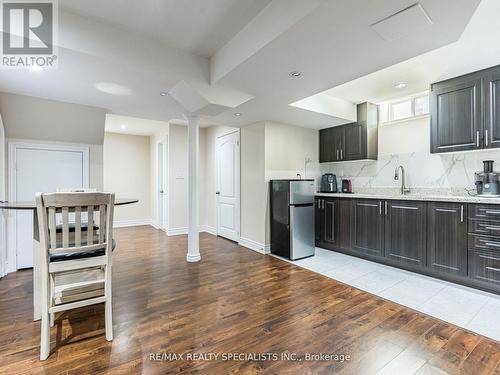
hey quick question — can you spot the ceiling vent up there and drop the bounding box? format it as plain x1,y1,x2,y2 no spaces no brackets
371,3,433,42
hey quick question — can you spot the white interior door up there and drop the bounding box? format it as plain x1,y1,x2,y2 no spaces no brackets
157,139,168,231
216,131,240,242
0,115,5,277
13,145,88,269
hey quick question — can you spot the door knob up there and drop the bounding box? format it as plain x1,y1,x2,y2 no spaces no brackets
216,191,220,195
160,190,165,194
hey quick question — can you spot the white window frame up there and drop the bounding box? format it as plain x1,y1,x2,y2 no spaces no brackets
382,92,430,125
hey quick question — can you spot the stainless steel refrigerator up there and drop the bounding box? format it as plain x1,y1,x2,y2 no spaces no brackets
270,179,315,260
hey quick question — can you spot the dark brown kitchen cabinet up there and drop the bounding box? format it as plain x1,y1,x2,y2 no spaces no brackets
484,66,500,149
352,199,384,257
315,197,351,251
468,249,500,286
427,202,467,276
430,76,482,153
384,200,427,267
319,127,345,162
344,124,364,160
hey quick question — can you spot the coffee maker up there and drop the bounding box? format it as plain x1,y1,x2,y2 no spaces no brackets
320,174,337,193
475,160,500,197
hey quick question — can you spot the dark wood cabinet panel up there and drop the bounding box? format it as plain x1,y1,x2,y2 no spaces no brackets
384,201,427,267
484,66,500,149
427,202,467,276
430,78,482,153
314,198,323,244
333,198,352,250
319,128,336,163
345,124,365,160
468,249,500,286
352,199,384,257
323,199,336,244
315,198,351,251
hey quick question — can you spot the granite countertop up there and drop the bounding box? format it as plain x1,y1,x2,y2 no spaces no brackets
315,192,500,205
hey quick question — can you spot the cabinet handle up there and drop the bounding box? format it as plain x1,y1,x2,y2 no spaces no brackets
385,201,388,215
379,201,382,215
484,225,500,230
336,149,339,160
486,130,489,147
483,241,500,247
485,210,500,215
340,149,343,160
476,131,480,147
485,266,500,273
460,205,464,222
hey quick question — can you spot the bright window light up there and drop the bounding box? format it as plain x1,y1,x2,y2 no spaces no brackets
380,92,430,124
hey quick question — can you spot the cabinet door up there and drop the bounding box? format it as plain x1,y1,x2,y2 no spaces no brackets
334,198,352,250
484,67,500,149
352,199,384,256
427,202,467,276
323,199,336,244
334,126,345,162
315,198,323,244
384,201,427,267
345,124,365,160
430,78,482,153
319,128,335,162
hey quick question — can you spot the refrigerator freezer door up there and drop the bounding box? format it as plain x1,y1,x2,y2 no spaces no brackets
290,205,315,260
289,180,315,205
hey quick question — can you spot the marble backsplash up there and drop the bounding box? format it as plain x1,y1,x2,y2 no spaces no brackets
320,149,500,195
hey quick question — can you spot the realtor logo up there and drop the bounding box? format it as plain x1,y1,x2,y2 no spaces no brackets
1,0,58,69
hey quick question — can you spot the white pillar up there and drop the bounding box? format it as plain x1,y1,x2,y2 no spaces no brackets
186,114,201,262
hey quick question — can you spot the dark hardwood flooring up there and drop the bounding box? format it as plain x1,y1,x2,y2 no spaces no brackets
0,226,499,374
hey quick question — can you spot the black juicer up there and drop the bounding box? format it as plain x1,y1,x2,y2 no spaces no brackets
475,160,500,197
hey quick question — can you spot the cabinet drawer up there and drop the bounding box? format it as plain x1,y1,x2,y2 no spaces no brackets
468,234,500,252
468,220,500,236
468,205,500,222
468,249,500,285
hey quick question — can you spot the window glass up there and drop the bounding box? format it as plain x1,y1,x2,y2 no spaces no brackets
414,95,430,116
390,100,412,121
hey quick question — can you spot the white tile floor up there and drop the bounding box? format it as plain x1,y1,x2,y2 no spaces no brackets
275,248,500,342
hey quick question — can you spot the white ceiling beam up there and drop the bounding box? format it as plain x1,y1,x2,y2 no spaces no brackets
210,0,322,84
289,95,357,122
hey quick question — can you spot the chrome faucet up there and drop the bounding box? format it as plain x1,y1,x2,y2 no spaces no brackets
394,165,411,195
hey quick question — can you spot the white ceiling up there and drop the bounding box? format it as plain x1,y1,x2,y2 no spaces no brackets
320,0,500,105
60,0,272,58
0,0,482,130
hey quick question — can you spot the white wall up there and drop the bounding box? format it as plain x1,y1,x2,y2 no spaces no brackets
378,116,430,156
103,132,151,225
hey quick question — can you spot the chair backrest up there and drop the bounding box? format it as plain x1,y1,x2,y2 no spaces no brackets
35,192,115,258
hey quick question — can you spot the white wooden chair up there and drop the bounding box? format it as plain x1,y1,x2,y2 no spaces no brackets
35,192,115,360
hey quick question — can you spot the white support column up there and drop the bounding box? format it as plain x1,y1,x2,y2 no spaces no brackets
186,114,201,262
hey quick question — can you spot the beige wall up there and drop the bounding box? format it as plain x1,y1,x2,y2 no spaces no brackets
103,132,151,224
240,122,266,245
168,124,188,231
378,116,430,156
0,92,106,145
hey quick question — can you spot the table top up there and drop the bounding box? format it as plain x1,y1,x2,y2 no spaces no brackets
0,198,138,210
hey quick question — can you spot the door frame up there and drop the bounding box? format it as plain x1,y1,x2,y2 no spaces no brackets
7,141,90,272
215,129,241,241
156,137,168,231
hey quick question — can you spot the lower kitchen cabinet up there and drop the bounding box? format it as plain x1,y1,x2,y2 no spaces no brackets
427,202,467,275
352,199,384,257
384,200,427,267
314,197,500,294
315,197,351,250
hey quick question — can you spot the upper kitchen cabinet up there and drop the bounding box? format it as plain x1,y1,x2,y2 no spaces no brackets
484,65,500,149
319,102,378,163
430,64,500,153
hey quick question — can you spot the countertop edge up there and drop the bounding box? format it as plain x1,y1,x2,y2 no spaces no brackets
315,193,500,205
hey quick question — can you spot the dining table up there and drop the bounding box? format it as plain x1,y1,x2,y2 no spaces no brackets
0,198,138,321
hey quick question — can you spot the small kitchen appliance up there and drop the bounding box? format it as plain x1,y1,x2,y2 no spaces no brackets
341,179,353,193
320,173,337,193
475,160,500,197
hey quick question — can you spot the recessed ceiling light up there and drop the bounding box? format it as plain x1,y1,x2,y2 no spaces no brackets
234,113,242,117
395,82,407,89
160,92,168,96
94,82,133,96
289,71,302,78
120,124,127,130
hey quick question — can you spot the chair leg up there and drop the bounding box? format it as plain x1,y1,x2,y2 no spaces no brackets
104,265,113,341
40,272,51,360
49,274,55,327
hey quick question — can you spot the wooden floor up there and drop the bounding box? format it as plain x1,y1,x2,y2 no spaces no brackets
1,226,500,375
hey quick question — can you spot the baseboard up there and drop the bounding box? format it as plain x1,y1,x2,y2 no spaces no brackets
113,219,152,228
167,225,217,236
199,225,217,235
238,237,271,255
